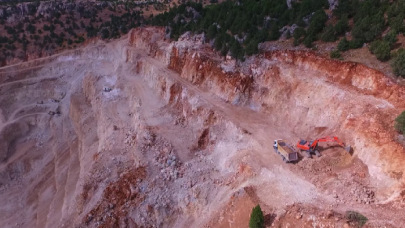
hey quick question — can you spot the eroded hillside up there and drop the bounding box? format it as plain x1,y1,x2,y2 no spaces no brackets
0,27,404,228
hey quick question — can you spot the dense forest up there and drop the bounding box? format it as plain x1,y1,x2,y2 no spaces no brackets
0,0,148,62
150,0,405,77
2,0,405,76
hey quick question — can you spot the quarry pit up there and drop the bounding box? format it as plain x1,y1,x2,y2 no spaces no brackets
0,27,405,228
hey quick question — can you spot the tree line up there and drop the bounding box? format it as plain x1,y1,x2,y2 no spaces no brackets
150,0,405,77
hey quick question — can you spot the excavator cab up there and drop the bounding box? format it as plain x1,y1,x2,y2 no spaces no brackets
298,139,307,145
297,139,312,151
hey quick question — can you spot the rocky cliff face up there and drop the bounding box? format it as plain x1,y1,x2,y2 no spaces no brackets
0,27,404,228
130,28,405,197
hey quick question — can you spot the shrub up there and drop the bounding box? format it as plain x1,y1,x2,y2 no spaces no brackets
369,40,391,61
26,23,36,34
303,34,314,48
330,50,341,59
321,24,336,42
389,17,405,34
349,39,363,49
269,24,281,41
383,30,398,45
352,13,384,43
245,40,259,56
230,40,244,60
293,27,306,41
337,37,349,51
101,28,110,39
345,211,368,227
391,48,405,77
249,205,264,228
334,15,349,36
369,40,380,53
395,110,405,134
307,10,328,36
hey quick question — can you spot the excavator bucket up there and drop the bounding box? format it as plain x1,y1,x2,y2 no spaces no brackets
345,145,351,153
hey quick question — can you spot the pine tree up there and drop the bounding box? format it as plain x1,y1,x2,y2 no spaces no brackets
337,37,350,51
321,24,336,42
391,48,405,77
249,205,264,228
395,110,405,134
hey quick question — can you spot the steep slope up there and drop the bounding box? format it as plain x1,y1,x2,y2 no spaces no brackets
0,27,404,228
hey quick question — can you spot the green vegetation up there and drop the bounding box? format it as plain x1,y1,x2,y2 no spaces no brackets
384,30,398,45
337,37,349,52
151,0,330,59
0,0,146,64
369,40,390,61
321,25,336,42
147,0,402,66
332,0,405,64
334,15,349,36
349,39,363,49
330,50,341,59
2,0,405,77
249,205,264,228
345,211,368,227
395,110,405,134
391,48,405,77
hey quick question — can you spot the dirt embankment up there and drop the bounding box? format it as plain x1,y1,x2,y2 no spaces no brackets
0,27,405,228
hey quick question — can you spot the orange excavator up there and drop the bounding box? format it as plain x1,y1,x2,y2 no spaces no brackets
297,136,351,158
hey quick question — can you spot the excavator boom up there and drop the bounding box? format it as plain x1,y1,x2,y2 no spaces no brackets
311,136,346,148
297,136,351,157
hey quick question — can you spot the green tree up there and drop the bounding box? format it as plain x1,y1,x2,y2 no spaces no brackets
383,30,397,45
26,23,36,34
369,40,391,61
101,28,110,39
6,26,16,35
349,39,363,49
206,24,217,40
214,32,225,51
269,24,280,41
330,50,341,59
307,10,328,37
334,15,349,36
391,48,405,77
345,211,368,227
337,37,350,51
230,40,244,60
249,205,264,228
303,34,314,48
321,24,336,42
389,16,405,33
333,0,357,18
245,40,259,56
352,11,384,43
293,27,306,43
395,110,405,134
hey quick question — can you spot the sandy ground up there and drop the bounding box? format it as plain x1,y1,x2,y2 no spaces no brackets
0,27,404,228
